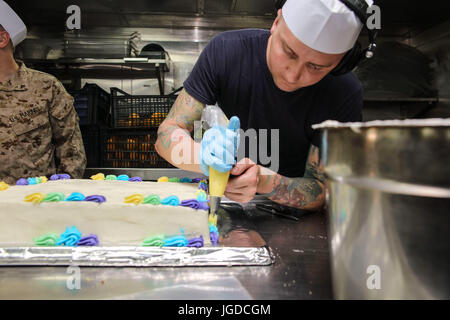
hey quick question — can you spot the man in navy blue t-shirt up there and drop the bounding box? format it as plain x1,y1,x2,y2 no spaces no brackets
156,0,364,210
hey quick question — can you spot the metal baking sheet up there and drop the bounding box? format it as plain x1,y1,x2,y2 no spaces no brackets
0,246,273,267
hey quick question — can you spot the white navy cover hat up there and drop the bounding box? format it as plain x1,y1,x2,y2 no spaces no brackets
282,0,372,54
0,0,27,47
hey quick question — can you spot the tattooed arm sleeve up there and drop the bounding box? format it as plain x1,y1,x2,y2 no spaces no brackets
258,145,325,210
155,89,204,172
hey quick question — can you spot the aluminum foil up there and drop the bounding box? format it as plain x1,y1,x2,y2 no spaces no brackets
0,201,277,267
0,246,273,267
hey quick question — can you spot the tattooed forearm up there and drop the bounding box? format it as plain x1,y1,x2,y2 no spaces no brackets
260,145,325,210
265,175,324,209
157,125,178,150
165,89,204,132
155,89,204,172
303,145,325,183
156,89,204,153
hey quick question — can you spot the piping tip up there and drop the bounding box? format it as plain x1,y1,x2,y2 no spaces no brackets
209,196,221,215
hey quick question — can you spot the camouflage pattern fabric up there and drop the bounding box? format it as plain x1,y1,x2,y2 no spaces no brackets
0,61,86,184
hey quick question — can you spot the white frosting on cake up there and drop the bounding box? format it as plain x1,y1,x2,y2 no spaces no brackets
0,179,210,246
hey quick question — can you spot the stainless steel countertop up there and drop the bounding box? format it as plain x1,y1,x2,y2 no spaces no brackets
0,208,331,299
0,169,332,299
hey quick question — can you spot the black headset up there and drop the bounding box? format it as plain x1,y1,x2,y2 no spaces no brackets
274,0,378,76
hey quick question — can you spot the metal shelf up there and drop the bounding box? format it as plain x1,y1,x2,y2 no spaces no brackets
363,97,439,102
24,56,170,95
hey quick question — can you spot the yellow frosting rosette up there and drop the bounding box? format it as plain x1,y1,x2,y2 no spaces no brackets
91,173,105,180
0,181,9,191
24,192,46,204
124,193,144,205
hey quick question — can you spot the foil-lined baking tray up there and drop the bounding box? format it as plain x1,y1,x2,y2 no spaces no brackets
0,246,273,267
0,198,278,267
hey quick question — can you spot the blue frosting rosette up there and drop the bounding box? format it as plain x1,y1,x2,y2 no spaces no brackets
56,226,82,246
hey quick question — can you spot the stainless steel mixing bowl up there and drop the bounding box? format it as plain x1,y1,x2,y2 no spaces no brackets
314,119,450,299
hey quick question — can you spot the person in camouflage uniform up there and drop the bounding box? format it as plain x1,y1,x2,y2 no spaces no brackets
0,7,86,185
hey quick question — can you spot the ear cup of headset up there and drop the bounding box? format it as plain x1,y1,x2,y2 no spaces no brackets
275,0,287,10
331,42,364,76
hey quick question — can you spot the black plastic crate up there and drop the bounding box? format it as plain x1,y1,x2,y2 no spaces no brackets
100,129,173,168
80,125,101,167
111,87,181,129
71,83,110,126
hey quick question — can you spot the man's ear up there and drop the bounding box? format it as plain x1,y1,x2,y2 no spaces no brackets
0,30,11,49
270,9,282,35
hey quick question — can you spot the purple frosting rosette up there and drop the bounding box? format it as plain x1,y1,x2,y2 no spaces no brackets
187,235,204,247
16,178,29,185
198,183,208,192
129,176,143,182
180,199,202,209
210,232,219,246
181,199,208,210
84,195,106,203
198,201,209,210
49,173,70,180
78,234,99,246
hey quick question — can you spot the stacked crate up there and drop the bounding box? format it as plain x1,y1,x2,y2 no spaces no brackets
101,87,179,168
102,129,171,168
71,83,110,167
73,85,180,169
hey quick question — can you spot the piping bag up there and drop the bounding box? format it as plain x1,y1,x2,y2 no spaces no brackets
201,104,233,217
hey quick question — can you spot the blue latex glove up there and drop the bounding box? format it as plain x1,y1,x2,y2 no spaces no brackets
199,116,240,176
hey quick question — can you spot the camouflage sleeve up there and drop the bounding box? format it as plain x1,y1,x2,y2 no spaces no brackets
48,80,86,178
